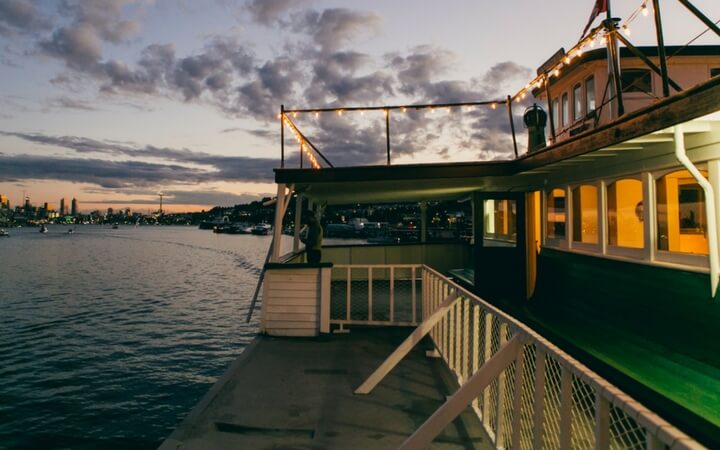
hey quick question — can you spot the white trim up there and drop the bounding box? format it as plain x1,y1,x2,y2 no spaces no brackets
542,245,710,274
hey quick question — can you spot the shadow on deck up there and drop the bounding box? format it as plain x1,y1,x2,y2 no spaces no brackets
159,327,492,450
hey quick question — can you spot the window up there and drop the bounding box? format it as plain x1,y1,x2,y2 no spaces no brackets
711,68,720,78
656,170,708,255
573,84,583,121
552,98,559,131
572,185,598,244
546,188,566,240
483,199,517,247
561,93,569,128
607,179,644,248
585,76,596,114
621,69,652,93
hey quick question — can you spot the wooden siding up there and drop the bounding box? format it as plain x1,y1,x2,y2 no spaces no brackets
262,268,321,337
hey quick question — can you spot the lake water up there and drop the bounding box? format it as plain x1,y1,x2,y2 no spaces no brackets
0,225,279,450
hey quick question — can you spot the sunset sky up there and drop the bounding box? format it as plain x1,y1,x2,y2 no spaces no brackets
1,0,718,213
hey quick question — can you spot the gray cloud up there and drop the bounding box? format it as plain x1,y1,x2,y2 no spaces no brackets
0,131,278,185
0,0,47,35
246,0,309,26
45,96,99,111
84,189,270,207
292,8,382,52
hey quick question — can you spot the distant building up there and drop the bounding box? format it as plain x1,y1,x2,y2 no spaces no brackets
0,194,8,209
60,198,68,216
24,197,31,211
71,198,78,216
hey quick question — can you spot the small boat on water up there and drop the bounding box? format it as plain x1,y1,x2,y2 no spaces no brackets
39,225,48,233
112,224,119,229
67,228,74,234
250,223,271,235
0,229,9,237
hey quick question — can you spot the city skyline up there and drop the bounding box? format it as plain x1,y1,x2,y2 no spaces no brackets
1,1,718,212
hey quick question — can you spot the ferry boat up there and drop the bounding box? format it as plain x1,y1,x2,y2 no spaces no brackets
162,5,720,450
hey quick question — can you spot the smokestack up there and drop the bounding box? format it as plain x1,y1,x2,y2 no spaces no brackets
523,104,547,153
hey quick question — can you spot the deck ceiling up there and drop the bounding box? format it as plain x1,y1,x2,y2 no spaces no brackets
275,78,720,205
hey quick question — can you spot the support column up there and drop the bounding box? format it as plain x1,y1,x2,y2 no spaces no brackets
293,194,303,253
271,183,287,262
420,201,428,243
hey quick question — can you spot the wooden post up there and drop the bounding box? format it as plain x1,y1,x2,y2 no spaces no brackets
293,194,303,253
398,335,522,450
545,76,556,143
652,0,671,97
385,109,391,165
594,395,610,450
320,267,331,333
271,183,286,262
559,366,572,450
511,343,526,450
354,291,459,394
280,105,285,168
495,323,510,448
506,95,519,158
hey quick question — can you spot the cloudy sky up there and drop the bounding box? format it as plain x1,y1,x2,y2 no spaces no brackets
1,0,718,212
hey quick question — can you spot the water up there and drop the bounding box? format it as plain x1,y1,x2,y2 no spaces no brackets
0,225,277,450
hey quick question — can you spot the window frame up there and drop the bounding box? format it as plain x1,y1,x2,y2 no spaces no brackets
561,93,569,128
605,175,646,259
569,182,602,252
653,166,710,267
573,83,583,121
585,75,596,115
543,186,569,248
621,68,652,94
551,97,560,133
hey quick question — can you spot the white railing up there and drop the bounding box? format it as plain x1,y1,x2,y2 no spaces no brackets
329,264,422,328
352,264,705,450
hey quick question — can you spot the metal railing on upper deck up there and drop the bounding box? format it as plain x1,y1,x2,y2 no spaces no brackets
335,263,705,449
278,1,719,170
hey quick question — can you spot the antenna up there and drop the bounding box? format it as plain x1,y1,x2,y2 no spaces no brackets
158,192,164,215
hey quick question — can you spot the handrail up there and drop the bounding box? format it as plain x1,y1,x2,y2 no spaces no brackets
417,266,705,449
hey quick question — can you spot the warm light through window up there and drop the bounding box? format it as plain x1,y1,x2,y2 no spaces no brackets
572,185,598,244
546,188,566,240
484,199,517,247
607,179,644,248
656,170,708,255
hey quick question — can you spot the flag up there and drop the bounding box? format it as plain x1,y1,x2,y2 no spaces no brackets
581,0,608,37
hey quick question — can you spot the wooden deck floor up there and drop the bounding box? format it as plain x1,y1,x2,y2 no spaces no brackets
159,327,492,450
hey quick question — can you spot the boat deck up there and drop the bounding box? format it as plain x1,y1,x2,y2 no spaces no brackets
159,327,492,450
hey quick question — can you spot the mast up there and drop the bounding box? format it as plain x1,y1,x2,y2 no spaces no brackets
605,0,624,118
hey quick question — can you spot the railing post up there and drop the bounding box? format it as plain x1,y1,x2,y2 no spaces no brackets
389,266,395,322
461,298,470,383
385,109,391,165
559,366,573,450
280,104,285,168
346,266,351,322
511,342,527,450
320,266,331,333
533,349,547,450
594,395,610,450
454,299,461,376
495,322,510,448
411,266,417,324
471,305,480,412
368,267,373,322
482,312,494,422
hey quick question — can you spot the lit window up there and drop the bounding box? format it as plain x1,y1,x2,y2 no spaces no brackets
561,93,569,127
572,185,598,244
483,199,517,247
585,76,596,113
552,98,559,131
573,84,582,121
621,69,652,93
656,170,708,255
546,188,566,240
607,179,644,248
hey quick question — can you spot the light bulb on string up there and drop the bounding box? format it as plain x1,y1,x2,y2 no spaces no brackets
315,112,319,118
292,112,297,118
641,3,649,16
554,67,561,77
401,107,407,113
491,103,497,109
337,110,342,116
622,25,631,36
